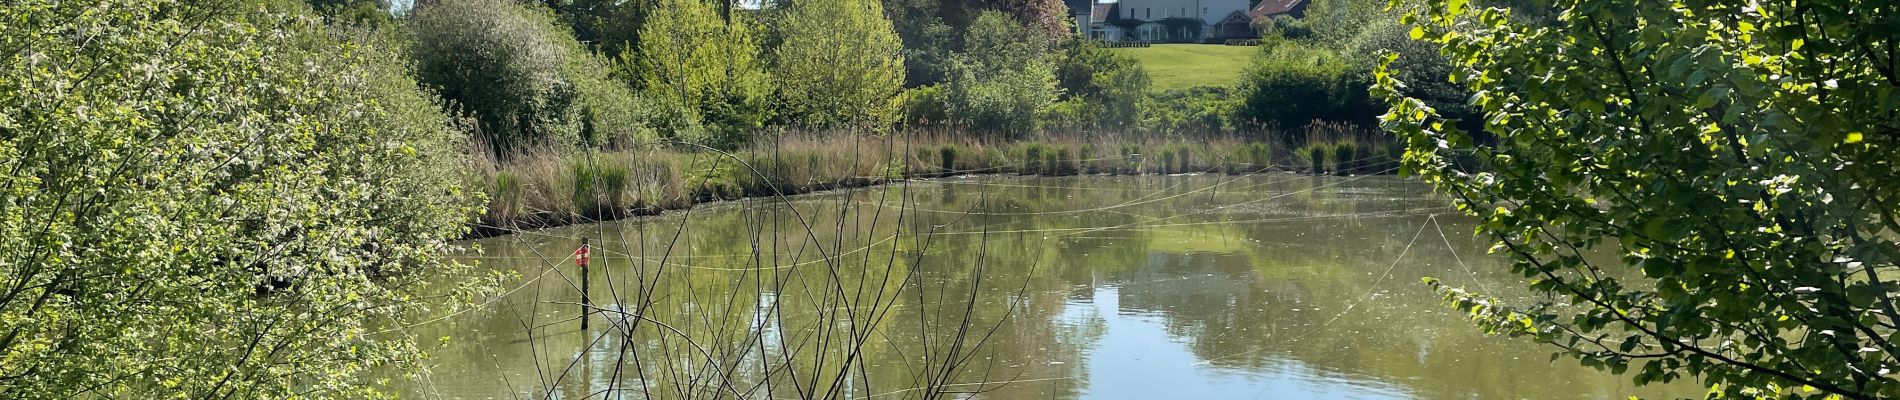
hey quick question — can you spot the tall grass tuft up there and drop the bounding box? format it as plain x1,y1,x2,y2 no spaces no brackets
489,170,525,223
1331,142,1357,175
939,144,960,174
1021,143,1047,175
1157,146,1178,174
1305,143,1329,174
1119,143,1144,174
1224,142,1272,174
1052,145,1079,175
1077,144,1098,174
570,155,632,219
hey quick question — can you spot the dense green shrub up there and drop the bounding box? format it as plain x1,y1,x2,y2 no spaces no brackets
896,85,952,127
0,1,480,397
1265,14,1313,39
1141,87,1243,134
414,0,647,156
1054,39,1151,130
945,12,1059,137
1171,144,1194,173
1234,38,1378,136
1119,144,1146,174
685,159,744,201
1346,18,1478,132
1077,144,1099,173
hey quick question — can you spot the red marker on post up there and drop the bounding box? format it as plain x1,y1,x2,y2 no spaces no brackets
575,240,591,268
577,238,591,332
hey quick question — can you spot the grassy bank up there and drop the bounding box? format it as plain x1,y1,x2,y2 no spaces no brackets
1108,44,1258,90
466,129,1397,238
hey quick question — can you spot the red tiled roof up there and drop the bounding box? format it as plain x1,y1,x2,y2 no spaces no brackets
1090,3,1117,23
1248,0,1306,18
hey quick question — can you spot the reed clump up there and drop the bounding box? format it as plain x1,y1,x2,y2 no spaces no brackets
1331,142,1358,175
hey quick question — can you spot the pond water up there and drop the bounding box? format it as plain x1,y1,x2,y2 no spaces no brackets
396,174,1702,399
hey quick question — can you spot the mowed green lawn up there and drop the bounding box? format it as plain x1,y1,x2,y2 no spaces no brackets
1109,44,1258,90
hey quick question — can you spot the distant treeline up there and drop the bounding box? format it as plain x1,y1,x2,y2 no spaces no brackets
306,0,1473,155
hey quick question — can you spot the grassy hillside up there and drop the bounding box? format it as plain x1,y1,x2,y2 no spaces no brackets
1109,44,1258,90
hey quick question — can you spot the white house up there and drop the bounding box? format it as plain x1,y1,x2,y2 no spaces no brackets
1066,0,1306,43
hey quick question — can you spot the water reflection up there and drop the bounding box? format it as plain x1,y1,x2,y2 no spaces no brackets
394,174,1702,399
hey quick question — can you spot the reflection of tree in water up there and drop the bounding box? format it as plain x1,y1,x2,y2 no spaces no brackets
401,175,1697,400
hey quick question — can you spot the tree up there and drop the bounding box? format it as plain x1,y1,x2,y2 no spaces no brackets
986,0,1072,41
0,0,482,397
945,11,1060,136
305,0,393,25
1054,39,1151,130
772,0,907,129
631,0,772,146
1379,0,1900,398
558,0,654,57
886,0,959,86
413,0,648,156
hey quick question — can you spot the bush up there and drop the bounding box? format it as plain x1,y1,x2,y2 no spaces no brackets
1158,147,1178,174
686,159,744,201
490,170,527,222
1119,144,1145,174
1077,144,1098,173
1172,144,1195,172
1234,38,1379,137
1053,39,1151,130
945,12,1059,137
896,85,952,128
0,2,479,396
414,0,645,157
1141,87,1242,134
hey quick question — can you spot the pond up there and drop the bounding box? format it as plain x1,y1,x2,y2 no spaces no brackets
395,174,1702,399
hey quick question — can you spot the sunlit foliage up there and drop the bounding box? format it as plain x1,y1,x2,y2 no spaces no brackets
629,0,771,146
0,0,483,397
1381,0,1900,398
771,0,907,129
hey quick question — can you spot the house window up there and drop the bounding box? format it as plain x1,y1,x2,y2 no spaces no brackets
1181,7,1187,17
1202,7,1208,15
1144,8,1150,19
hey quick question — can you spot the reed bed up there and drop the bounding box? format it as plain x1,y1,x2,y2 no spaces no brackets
466,127,1398,237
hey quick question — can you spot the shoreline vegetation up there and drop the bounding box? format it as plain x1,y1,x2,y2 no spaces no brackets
467,123,1398,238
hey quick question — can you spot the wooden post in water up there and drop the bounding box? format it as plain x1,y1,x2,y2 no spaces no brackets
577,238,590,332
